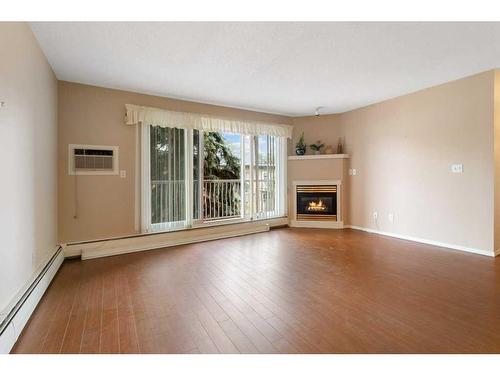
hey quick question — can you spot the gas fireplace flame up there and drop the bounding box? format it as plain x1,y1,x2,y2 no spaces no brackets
307,200,327,211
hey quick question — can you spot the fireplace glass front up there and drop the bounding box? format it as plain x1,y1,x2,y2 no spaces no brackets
296,185,337,221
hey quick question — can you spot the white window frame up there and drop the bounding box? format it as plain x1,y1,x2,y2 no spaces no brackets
141,125,287,233
140,124,151,232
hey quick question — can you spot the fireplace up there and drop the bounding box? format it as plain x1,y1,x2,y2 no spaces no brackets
296,185,337,221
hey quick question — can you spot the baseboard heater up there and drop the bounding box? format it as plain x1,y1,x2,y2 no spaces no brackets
64,218,287,260
0,246,64,353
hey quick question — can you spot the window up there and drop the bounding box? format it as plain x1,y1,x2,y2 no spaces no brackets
203,132,242,221
149,126,186,231
141,125,287,233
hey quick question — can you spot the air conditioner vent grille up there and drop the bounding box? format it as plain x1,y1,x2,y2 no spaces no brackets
69,144,119,175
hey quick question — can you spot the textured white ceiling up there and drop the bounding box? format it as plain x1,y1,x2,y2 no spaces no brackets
30,22,500,116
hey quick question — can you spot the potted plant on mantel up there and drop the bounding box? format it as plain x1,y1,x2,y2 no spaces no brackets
295,132,307,155
309,141,325,155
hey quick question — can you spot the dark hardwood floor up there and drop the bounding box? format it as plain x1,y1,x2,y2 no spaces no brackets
12,228,500,354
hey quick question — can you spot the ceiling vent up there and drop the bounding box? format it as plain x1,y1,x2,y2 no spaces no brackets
68,144,119,175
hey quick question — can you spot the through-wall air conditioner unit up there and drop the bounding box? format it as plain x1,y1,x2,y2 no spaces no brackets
68,144,119,175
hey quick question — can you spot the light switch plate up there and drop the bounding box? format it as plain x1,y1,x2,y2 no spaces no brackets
451,164,463,173
352,169,357,175
388,213,394,222
120,170,127,178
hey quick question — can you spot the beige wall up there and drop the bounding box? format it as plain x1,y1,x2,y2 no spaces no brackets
58,81,291,243
290,114,341,156
293,71,496,254
0,23,58,313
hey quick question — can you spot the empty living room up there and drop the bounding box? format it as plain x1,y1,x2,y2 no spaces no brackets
1,1,500,373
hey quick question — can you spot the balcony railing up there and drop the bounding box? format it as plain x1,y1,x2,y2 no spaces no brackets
203,179,241,220
151,179,276,223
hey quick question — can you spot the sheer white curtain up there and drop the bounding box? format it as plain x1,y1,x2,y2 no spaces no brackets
141,125,189,232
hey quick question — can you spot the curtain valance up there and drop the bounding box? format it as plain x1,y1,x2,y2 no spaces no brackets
125,104,292,138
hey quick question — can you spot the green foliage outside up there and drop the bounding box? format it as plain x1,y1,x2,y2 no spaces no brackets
203,132,240,180
202,132,241,218
150,128,242,224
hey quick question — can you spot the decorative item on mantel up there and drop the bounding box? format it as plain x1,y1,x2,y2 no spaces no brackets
309,141,325,155
337,137,344,154
324,145,334,154
295,132,307,155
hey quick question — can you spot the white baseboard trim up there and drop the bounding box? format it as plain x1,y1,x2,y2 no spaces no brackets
0,247,64,353
346,225,496,257
64,218,288,260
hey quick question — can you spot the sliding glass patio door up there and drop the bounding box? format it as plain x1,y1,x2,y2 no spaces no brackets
242,134,286,221
142,124,286,233
254,135,284,219
146,126,187,231
202,131,243,221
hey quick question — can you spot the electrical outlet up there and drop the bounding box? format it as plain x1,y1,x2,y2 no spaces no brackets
373,211,378,220
120,170,127,178
388,213,394,223
451,164,463,173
